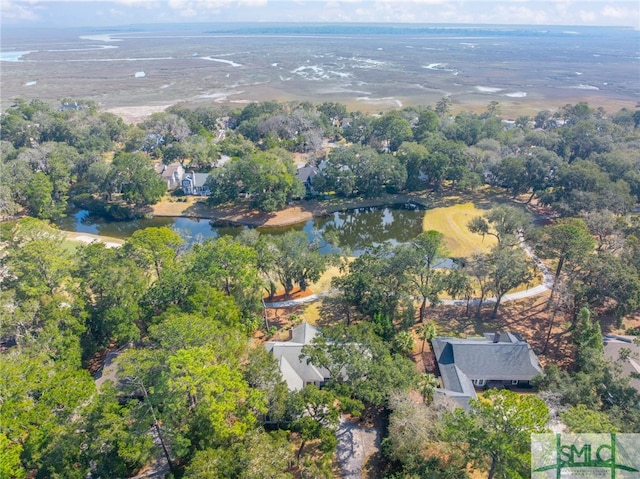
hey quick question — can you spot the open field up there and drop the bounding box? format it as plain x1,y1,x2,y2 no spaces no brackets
423,201,497,258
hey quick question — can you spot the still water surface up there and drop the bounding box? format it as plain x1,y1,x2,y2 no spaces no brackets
57,206,425,255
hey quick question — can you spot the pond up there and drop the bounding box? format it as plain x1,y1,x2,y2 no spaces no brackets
57,205,426,255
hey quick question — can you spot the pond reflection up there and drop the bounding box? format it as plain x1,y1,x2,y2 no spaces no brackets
58,205,426,255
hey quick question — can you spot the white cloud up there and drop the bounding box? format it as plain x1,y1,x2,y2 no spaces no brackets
601,3,637,20
1,0,638,26
113,0,157,6
0,0,40,20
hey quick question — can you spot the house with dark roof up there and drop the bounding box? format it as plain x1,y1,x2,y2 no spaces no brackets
182,172,211,196
432,332,543,409
296,166,319,194
265,323,331,391
603,334,640,393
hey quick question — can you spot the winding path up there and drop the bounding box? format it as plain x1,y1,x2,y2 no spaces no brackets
265,238,554,309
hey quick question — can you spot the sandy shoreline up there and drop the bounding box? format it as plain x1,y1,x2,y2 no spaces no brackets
66,231,124,248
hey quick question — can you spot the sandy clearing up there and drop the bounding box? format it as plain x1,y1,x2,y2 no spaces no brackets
66,232,124,248
104,104,175,124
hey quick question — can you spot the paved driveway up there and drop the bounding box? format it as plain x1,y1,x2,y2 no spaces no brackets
336,416,380,479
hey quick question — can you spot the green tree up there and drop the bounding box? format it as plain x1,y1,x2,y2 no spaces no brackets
161,141,189,165
2,223,73,300
25,172,58,219
435,97,452,118
422,151,449,190
288,385,339,461
105,151,166,205
396,230,449,323
417,373,439,404
187,235,264,321
0,352,96,478
123,226,183,278
266,230,327,297
396,142,430,191
303,323,418,407
444,389,549,479
582,253,640,324
206,149,304,212
164,346,261,447
467,204,529,247
372,111,414,152
332,244,408,322
317,144,406,197
416,321,437,354
560,404,619,433
81,384,154,478
78,242,147,353
486,245,534,318
534,218,595,304
466,253,493,318
148,310,245,356
0,432,25,479
534,218,596,352
392,330,415,356
492,156,526,198
414,109,440,142
243,347,290,425
521,148,562,204
184,430,294,479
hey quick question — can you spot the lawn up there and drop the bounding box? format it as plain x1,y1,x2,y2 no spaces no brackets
422,201,497,258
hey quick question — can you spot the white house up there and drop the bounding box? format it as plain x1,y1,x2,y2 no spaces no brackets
155,162,185,190
265,323,331,391
181,172,211,196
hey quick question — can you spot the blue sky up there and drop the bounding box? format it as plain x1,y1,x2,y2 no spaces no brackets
1,0,639,28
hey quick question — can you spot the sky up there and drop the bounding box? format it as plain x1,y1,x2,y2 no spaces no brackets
1,0,639,28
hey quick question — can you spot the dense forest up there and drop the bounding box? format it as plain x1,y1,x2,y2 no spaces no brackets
1,98,640,478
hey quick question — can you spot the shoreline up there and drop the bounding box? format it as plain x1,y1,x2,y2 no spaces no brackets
65,231,124,248
151,193,433,228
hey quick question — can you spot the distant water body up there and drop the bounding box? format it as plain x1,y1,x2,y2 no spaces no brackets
1,23,638,112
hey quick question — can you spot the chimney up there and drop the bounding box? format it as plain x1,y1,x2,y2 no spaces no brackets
493,332,501,343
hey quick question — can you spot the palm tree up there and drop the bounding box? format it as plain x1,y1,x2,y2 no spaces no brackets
418,373,439,404
416,321,437,354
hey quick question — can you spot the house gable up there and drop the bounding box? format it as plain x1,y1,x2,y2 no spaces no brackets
265,322,330,391
182,172,211,196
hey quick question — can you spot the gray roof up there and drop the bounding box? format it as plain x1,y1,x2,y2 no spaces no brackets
296,166,318,183
436,364,477,410
291,322,320,344
185,172,209,186
603,335,640,392
265,323,329,391
432,333,543,405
